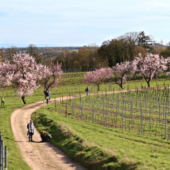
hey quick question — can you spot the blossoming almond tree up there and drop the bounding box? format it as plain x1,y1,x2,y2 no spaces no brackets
0,53,41,104
37,62,63,90
0,53,62,104
166,57,170,70
112,61,136,89
84,67,112,91
135,53,167,87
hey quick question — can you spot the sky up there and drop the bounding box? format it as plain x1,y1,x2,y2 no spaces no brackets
0,0,170,48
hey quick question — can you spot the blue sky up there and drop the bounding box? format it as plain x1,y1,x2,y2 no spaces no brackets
0,0,170,48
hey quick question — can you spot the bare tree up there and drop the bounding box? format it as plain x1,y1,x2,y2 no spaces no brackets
5,46,18,62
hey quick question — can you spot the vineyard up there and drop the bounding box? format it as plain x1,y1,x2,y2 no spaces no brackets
48,86,170,139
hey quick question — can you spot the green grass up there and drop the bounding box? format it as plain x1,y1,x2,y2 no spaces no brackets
43,88,170,139
0,94,43,170
32,99,170,170
32,78,170,98
31,86,170,170
0,72,170,169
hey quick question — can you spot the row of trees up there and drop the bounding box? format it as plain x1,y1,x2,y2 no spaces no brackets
1,32,170,70
98,31,153,67
1,45,52,65
0,52,169,104
53,47,108,70
84,53,168,90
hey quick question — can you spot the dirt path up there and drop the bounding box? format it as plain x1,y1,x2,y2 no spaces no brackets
11,96,87,170
10,87,165,170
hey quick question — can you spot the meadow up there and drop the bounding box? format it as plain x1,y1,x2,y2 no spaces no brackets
47,86,170,139
1,72,170,169
32,87,170,170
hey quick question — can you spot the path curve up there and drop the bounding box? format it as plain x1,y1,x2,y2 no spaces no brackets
10,87,164,170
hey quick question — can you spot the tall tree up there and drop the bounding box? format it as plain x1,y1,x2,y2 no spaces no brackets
5,46,18,62
0,53,62,104
134,53,167,87
27,44,37,56
98,31,154,67
112,61,136,89
38,62,63,90
133,45,146,58
98,40,114,67
137,31,154,51
84,67,112,91
160,42,170,58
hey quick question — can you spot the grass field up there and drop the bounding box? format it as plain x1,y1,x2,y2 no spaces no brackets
0,72,170,169
32,93,170,169
44,87,170,139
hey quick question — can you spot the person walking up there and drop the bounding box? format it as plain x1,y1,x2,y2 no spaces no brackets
1,96,4,105
46,95,49,104
44,89,47,99
27,120,34,142
85,87,89,96
48,90,50,100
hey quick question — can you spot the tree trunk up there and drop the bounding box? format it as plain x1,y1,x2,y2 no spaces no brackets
97,84,100,91
147,81,150,88
21,96,26,104
120,85,123,89
120,78,123,89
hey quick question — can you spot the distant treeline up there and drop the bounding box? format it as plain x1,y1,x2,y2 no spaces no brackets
1,31,170,70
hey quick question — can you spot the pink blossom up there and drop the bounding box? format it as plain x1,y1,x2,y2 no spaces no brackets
84,67,112,90
0,53,62,103
134,53,167,87
112,61,135,89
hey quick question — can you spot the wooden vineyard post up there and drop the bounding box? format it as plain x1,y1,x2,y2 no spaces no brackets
103,99,104,118
98,114,99,124
112,102,113,117
136,91,137,111
88,97,90,109
72,100,74,118
100,99,101,115
122,107,124,130
149,103,151,136
131,101,133,125
66,100,68,117
159,104,160,124
96,96,98,109
125,101,126,131
43,99,45,114
106,103,108,127
140,102,143,135
163,102,164,120
92,102,94,123
165,112,167,139
80,94,81,103
81,103,83,121
59,98,61,111
133,120,135,133
55,97,56,108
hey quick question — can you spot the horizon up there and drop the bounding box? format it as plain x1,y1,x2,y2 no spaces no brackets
0,44,89,48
